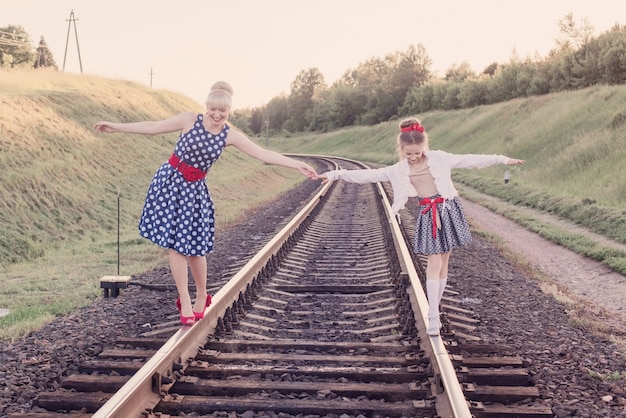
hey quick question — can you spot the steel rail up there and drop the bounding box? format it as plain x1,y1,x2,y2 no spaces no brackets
376,181,473,418
294,153,472,417
92,176,334,418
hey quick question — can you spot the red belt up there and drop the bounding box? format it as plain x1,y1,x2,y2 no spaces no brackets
419,197,445,238
168,154,207,182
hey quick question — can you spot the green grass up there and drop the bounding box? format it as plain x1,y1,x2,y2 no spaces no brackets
457,184,626,276
0,69,308,341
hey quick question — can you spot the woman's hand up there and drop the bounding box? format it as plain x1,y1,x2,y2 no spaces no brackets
297,163,318,179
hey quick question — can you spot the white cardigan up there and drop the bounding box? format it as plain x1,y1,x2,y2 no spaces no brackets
325,150,511,214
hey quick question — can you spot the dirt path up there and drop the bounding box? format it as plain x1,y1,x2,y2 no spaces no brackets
460,197,626,334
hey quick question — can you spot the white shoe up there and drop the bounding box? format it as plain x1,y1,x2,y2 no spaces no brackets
427,317,441,336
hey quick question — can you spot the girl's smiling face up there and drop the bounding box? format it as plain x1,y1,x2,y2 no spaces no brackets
402,143,427,164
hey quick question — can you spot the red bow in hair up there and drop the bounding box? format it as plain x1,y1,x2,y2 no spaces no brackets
400,123,424,133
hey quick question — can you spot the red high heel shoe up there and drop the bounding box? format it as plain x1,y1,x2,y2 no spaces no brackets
176,298,195,326
179,313,196,326
193,294,212,320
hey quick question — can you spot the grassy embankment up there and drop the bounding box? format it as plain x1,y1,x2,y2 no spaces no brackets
270,85,626,275
0,70,308,341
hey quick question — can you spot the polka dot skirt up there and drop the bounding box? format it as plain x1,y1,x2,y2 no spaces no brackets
138,114,227,256
413,196,472,255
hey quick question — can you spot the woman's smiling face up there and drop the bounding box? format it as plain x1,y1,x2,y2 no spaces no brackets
205,106,230,125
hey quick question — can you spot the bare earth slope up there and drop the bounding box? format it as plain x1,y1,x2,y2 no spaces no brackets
460,197,626,335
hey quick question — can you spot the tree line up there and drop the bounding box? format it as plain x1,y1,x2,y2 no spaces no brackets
230,15,625,136
0,25,57,69
2,15,624,136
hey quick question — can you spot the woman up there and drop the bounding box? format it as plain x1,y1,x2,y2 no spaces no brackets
95,81,317,325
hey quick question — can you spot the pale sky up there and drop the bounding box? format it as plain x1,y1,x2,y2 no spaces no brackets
3,0,624,109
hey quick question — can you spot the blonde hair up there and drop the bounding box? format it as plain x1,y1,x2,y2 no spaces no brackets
205,81,233,110
396,118,429,159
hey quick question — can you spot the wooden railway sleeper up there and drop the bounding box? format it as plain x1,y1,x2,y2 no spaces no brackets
140,409,170,418
462,382,540,403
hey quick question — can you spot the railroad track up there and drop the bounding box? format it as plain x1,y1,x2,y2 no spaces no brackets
10,157,554,418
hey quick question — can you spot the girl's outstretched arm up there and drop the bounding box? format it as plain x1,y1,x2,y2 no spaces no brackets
507,158,525,165
317,173,331,184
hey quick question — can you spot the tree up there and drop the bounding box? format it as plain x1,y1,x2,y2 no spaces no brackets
487,63,524,102
458,78,489,108
402,84,435,114
441,83,462,110
340,57,392,122
344,44,433,124
384,44,433,119
229,108,255,136
444,61,475,82
264,95,289,132
248,108,265,135
597,30,626,85
577,28,626,86
482,62,499,76
390,44,432,89
34,36,57,69
0,25,35,68
326,84,368,128
286,68,326,132
555,13,594,52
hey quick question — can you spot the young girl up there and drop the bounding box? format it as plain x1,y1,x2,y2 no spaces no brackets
318,118,525,336
95,81,318,326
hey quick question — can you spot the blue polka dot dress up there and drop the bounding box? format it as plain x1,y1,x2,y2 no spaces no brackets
138,114,228,256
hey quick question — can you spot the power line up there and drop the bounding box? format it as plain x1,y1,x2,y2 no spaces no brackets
0,30,31,47
0,29,27,37
0,38,31,47
62,9,83,73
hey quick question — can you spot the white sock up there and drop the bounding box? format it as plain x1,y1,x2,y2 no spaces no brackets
426,279,440,320
438,277,448,305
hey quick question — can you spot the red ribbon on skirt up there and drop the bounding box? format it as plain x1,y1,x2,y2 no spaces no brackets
419,197,446,238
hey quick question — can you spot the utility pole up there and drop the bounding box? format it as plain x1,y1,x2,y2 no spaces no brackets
62,10,83,73
148,68,156,88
